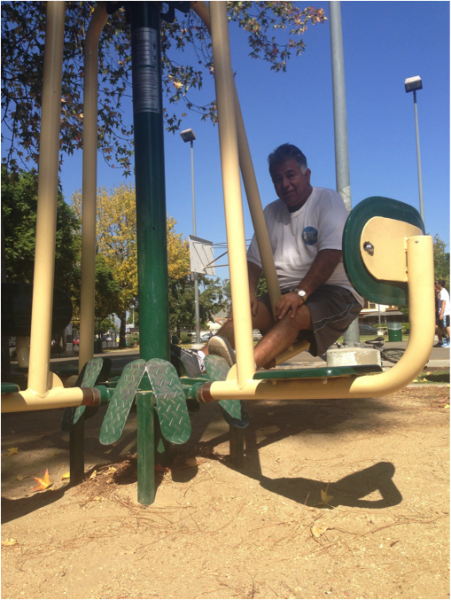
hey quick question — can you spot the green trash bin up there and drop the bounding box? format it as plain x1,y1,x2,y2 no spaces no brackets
387,322,402,342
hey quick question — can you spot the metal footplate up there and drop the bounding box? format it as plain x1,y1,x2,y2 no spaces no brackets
99,359,147,445
204,355,249,428
61,358,108,432
146,359,191,445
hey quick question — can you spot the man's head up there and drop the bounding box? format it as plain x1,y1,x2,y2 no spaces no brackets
268,144,312,211
437,279,446,290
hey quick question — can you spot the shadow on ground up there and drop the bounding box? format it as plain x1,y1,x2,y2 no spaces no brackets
2,394,404,522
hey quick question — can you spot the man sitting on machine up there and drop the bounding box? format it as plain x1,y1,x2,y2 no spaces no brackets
197,143,363,371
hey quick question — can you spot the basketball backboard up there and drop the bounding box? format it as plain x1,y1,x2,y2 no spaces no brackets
188,235,215,276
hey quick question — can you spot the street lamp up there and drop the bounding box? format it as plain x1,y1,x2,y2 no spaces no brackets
180,128,200,344
404,75,425,227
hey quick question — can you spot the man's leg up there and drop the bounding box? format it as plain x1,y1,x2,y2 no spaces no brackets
200,300,275,355
253,304,312,369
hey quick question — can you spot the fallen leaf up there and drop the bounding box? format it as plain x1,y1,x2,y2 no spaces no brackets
445,404,450,409
311,524,328,538
31,469,52,492
61,472,70,480
317,489,334,507
93,496,102,502
1,539,17,547
106,466,117,474
89,470,97,480
7,448,19,457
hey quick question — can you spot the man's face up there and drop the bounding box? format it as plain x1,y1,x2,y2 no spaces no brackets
271,158,312,210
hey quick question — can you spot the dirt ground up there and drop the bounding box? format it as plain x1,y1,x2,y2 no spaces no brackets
1,385,450,600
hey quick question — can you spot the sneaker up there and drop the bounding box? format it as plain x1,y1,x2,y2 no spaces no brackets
441,341,450,348
208,336,236,367
434,342,444,348
170,344,205,376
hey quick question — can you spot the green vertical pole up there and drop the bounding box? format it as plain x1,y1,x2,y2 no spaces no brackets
130,1,169,363
130,2,168,505
137,390,155,505
69,419,85,483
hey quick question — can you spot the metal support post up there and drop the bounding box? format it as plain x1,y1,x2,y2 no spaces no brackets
413,90,426,227
329,1,359,345
130,1,169,506
137,391,155,505
69,418,85,483
191,140,200,343
130,1,169,362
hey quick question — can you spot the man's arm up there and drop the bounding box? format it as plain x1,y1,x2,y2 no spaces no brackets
439,298,445,319
275,249,342,320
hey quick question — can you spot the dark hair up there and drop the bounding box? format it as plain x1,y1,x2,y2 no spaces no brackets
268,143,308,175
438,279,446,288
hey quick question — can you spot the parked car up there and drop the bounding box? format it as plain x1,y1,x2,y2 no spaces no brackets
73,338,80,346
359,325,377,336
102,335,113,342
200,332,214,342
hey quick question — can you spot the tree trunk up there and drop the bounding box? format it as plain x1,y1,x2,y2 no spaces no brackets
1,220,11,383
119,311,127,348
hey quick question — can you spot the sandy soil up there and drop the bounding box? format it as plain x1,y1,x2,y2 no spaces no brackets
1,386,449,599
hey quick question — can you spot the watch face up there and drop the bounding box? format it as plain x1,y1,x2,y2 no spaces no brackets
297,290,306,298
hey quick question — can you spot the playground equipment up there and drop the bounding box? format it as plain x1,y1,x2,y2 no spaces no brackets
1,2,434,506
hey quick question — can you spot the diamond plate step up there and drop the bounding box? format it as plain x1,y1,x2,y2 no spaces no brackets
146,359,191,445
99,359,147,445
61,358,110,432
204,355,249,428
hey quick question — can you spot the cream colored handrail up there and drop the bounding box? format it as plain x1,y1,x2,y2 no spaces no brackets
209,2,255,386
27,2,66,396
191,1,281,316
79,2,110,372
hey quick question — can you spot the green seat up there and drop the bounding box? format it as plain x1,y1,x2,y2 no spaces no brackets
254,365,382,381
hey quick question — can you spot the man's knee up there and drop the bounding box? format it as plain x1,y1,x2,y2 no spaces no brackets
252,299,275,332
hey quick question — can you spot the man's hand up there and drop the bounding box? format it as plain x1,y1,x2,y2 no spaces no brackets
275,291,304,320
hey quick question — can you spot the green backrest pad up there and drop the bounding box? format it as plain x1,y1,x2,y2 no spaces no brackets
1,282,73,337
342,197,424,306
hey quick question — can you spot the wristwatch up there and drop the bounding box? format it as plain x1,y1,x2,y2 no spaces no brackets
296,289,308,302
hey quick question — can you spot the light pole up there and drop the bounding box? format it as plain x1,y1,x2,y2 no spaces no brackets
180,128,200,343
404,76,425,227
329,0,359,346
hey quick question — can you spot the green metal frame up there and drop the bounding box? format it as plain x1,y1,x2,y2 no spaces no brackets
342,197,424,306
254,364,382,381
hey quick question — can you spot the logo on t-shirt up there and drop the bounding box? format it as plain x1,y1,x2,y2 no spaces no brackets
303,226,318,245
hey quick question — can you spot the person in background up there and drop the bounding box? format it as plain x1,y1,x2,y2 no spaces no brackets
436,279,450,348
434,282,443,347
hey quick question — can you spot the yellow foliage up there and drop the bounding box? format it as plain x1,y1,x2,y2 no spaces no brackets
72,185,190,313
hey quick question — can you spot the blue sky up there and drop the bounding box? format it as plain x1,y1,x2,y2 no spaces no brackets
57,1,449,283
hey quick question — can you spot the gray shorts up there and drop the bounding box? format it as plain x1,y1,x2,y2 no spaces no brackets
258,284,362,357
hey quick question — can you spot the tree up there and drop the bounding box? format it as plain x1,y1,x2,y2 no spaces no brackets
2,1,326,176
94,254,122,322
72,184,137,347
1,166,80,294
72,185,199,346
433,234,450,290
169,274,228,335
